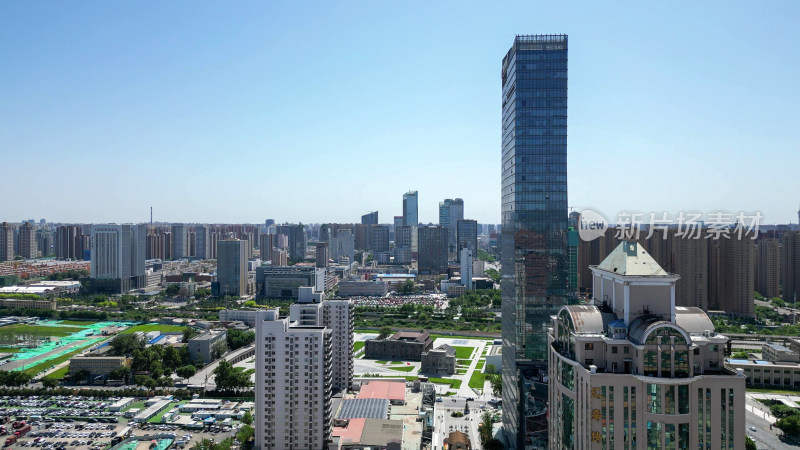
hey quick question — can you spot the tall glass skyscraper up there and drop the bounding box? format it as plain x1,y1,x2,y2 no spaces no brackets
500,34,569,449
403,190,418,227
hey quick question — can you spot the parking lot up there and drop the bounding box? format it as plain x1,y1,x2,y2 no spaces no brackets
0,395,251,450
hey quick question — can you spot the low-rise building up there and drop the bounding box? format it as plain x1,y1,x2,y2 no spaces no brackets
0,297,57,310
68,356,130,379
331,418,403,450
762,342,799,363
444,431,472,450
356,380,406,405
337,280,388,297
365,330,433,362
188,330,227,363
421,344,456,375
219,309,261,327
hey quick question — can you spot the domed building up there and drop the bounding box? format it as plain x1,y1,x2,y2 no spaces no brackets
548,240,745,449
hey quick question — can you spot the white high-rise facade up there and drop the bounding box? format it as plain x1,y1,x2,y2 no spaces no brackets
90,224,145,280
255,293,353,450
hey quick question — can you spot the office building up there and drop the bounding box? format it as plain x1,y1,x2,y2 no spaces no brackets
756,238,780,299
219,309,262,327
171,224,188,259
330,229,355,263
69,356,130,380
354,224,371,251
395,225,416,252
421,344,456,375
372,225,390,253
418,226,448,274
316,242,329,268
548,241,745,449
460,248,473,290
18,222,37,259
403,190,418,227
500,34,569,449
259,233,274,263
217,239,248,297
337,280,388,297
277,224,307,262
439,198,464,251
361,211,378,225
0,223,13,262
56,225,84,260
782,231,800,303
90,224,146,293
393,216,404,241
257,266,325,299
456,219,478,262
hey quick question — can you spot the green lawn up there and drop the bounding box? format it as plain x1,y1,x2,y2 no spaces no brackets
0,324,85,338
429,377,462,389
457,359,471,366
148,401,185,423
376,360,388,364
452,346,474,359
124,401,146,412
121,324,188,334
0,348,23,354
476,361,485,370
44,366,69,380
22,338,109,376
353,341,365,353
469,372,487,389
387,366,415,372
746,387,800,395
457,369,468,375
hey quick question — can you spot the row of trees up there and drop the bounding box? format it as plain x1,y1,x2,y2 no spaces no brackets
0,371,33,387
227,329,255,351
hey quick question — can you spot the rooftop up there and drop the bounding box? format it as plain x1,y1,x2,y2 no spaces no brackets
357,380,406,402
336,398,389,419
595,240,670,276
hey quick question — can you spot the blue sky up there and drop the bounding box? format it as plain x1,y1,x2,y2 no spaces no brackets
2,1,798,225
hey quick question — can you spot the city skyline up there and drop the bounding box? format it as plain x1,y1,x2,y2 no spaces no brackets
2,1,800,225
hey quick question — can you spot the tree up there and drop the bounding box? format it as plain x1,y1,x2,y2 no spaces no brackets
227,329,255,351
485,364,497,374
211,340,228,360
488,373,502,397
176,365,197,382
236,424,254,450
163,345,181,369
378,326,394,340
213,360,252,390
110,333,145,356
70,370,90,385
109,367,131,383
731,351,750,359
485,268,501,284
776,414,800,438
745,436,756,450
42,377,58,389
773,298,786,309
479,411,494,446
241,411,253,426
477,249,496,263
165,284,180,296
183,327,199,343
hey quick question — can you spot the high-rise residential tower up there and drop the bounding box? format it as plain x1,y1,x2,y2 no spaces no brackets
277,224,307,263
171,224,188,259
500,34,569,449
782,231,800,303
403,190,418,227
456,219,478,262
216,239,248,297
756,238,780,299
418,225,448,274
0,222,13,262
56,225,84,260
18,222,37,259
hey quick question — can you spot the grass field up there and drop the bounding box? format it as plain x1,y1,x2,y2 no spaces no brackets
452,346,474,359
457,369,468,375
44,366,69,380
746,387,800,395
429,377,462,389
353,341,365,352
387,366,415,372
121,324,187,334
429,333,495,342
149,401,186,423
58,320,100,326
457,359,471,366
469,372,487,389
0,324,85,338
0,348,23,354
22,338,108,376
476,361,485,370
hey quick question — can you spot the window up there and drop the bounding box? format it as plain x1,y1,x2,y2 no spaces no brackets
612,346,618,354
624,346,630,354
585,359,594,366
585,343,594,350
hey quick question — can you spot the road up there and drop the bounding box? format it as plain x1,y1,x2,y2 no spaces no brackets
746,405,797,449
188,344,255,389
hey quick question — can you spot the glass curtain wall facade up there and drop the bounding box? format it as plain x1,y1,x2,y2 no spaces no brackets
501,34,569,449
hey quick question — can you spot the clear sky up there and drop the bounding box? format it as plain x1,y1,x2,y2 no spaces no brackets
2,1,798,225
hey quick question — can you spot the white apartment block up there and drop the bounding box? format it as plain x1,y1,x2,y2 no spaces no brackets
323,299,354,392
255,308,333,450
548,241,745,450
